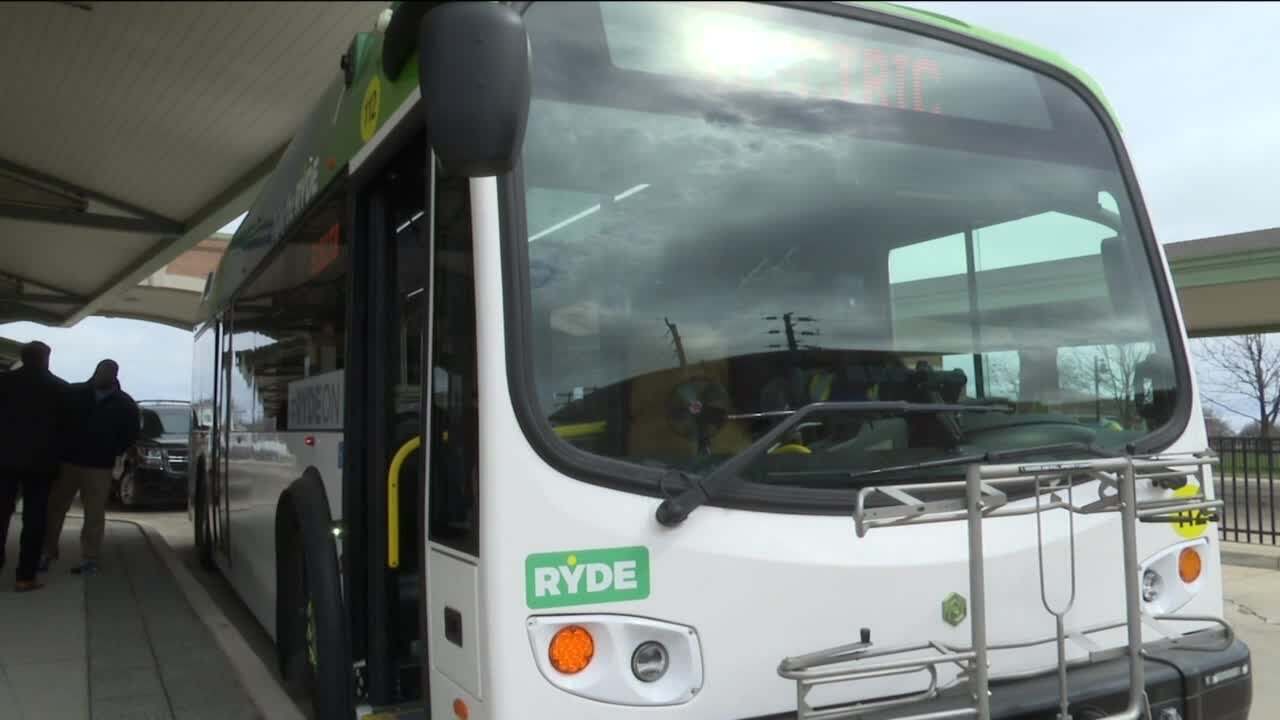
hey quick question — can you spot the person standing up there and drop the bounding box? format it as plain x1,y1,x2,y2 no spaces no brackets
0,342,69,591
43,359,139,575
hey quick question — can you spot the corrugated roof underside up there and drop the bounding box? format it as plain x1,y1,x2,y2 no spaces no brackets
0,0,385,221
0,0,384,326
0,218,153,293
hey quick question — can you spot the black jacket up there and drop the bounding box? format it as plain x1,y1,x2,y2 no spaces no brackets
0,365,70,473
62,382,140,470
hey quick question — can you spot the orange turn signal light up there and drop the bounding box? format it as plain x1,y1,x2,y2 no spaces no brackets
452,698,469,720
548,625,595,674
1179,546,1203,584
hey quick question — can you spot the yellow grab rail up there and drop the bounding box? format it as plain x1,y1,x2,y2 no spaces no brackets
386,422,602,569
552,420,607,438
387,435,422,569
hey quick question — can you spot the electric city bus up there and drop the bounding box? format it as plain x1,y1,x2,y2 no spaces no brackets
187,2,1252,719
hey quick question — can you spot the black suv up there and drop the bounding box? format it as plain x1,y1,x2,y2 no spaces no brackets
113,400,193,509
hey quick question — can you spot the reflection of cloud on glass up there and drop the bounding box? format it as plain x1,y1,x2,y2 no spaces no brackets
901,1,1280,244
517,0,1194,444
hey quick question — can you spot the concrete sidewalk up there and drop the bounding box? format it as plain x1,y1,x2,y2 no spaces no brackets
1,517,262,719
0,518,88,719
1223,564,1280,717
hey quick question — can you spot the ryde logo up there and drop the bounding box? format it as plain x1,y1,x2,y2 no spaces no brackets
525,546,650,609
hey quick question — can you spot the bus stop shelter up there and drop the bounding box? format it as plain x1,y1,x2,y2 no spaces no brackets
0,1,386,330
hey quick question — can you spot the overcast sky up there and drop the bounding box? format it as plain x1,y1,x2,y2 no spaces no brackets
3,2,1276,429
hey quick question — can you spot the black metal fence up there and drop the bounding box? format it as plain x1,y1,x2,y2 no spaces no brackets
1209,436,1280,545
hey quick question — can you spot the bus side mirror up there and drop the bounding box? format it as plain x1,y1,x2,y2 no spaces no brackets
418,2,531,178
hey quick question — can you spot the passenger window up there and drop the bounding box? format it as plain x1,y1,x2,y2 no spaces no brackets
427,171,479,556
229,194,348,433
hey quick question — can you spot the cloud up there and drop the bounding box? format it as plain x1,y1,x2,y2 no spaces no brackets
0,318,192,402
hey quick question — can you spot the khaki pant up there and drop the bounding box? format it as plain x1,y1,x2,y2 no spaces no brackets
44,462,113,563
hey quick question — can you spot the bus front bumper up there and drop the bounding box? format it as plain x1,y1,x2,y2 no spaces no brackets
757,628,1250,720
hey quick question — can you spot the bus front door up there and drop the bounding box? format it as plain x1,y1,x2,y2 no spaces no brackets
356,130,431,711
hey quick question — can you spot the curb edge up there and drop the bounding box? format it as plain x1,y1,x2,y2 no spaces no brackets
1221,549,1280,571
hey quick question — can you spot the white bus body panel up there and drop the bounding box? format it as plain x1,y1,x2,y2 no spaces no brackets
459,180,1225,718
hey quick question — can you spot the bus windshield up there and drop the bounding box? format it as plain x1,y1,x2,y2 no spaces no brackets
517,1,1183,488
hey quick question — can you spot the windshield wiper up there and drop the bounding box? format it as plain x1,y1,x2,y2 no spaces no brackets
843,441,1124,484
653,401,1013,527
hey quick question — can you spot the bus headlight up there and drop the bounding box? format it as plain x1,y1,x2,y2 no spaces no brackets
1142,568,1162,603
1139,538,1208,615
527,615,702,706
631,641,669,682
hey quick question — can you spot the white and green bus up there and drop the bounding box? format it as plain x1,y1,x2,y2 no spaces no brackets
188,2,1251,719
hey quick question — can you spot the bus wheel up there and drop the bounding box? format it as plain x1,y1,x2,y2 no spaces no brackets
194,470,215,572
275,469,352,720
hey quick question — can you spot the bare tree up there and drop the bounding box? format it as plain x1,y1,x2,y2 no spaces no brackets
983,355,1020,398
1195,334,1280,439
1238,420,1278,438
1202,405,1234,438
1060,343,1154,428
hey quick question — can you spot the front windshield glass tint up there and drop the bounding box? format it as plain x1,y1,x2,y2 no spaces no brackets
155,408,192,435
518,1,1181,487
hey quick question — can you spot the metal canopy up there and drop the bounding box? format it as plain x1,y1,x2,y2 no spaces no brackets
0,0,386,329
1166,228,1280,339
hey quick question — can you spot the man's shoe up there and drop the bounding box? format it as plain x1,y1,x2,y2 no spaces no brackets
70,561,100,575
14,580,43,592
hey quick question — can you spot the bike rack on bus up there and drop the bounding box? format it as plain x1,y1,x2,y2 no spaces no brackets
777,452,1232,720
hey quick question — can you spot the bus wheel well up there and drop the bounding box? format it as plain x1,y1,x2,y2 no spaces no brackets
274,467,353,720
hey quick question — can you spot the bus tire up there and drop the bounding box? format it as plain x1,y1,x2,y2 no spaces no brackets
275,468,352,720
193,465,216,572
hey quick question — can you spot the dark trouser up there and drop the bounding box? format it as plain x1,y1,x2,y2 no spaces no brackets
0,468,54,582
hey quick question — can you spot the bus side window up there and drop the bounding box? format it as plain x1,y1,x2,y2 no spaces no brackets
427,171,479,556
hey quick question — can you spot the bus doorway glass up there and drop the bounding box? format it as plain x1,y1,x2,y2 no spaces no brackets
363,134,429,708
387,163,429,705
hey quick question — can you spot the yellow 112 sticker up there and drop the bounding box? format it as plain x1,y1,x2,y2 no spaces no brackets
1172,483,1211,539
360,76,382,143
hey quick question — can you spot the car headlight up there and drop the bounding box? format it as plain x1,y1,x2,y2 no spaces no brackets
139,448,164,467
